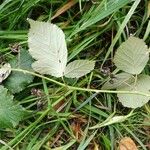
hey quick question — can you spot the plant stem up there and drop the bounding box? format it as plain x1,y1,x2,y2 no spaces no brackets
11,68,150,97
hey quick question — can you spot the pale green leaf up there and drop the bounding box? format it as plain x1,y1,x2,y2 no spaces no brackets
4,49,34,93
28,19,67,77
114,37,149,74
90,111,133,129
64,60,95,78
0,85,24,128
102,72,134,90
117,75,150,108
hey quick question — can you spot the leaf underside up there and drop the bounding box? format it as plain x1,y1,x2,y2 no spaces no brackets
64,60,95,78
28,19,95,78
28,18,67,77
102,72,134,90
114,36,149,74
117,75,150,108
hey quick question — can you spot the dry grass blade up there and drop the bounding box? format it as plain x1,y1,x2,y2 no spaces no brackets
51,0,77,20
148,0,150,18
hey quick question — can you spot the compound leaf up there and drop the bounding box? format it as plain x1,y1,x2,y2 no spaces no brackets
28,19,67,77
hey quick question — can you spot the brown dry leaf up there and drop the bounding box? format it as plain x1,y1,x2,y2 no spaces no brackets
51,0,77,20
50,129,64,147
73,114,87,123
119,137,138,150
93,141,100,150
71,121,83,141
87,141,101,150
71,115,87,141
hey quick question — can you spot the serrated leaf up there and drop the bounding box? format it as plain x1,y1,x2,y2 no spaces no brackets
28,19,67,77
64,60,95,78
4,49,34,93
117,75,150,108
114,37,149,74
102,73,134,90
27,19,95,79
0,85,24,128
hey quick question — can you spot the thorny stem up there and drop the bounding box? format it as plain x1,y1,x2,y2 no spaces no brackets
11,68,150,97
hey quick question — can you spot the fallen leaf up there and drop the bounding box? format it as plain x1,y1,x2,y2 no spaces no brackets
93,141,100,150
51,0,77,20
143,117,150,136
50,129,64,147
119,137,138,150
71,121,83,141
71,115,87,141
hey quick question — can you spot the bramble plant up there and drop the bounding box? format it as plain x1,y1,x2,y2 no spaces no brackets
28,19,95,78
0,19,149,129
0,85,24,128
28,19,150,109
103,37,150,108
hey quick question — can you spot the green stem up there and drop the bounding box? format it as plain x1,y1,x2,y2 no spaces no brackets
11,68,150,97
